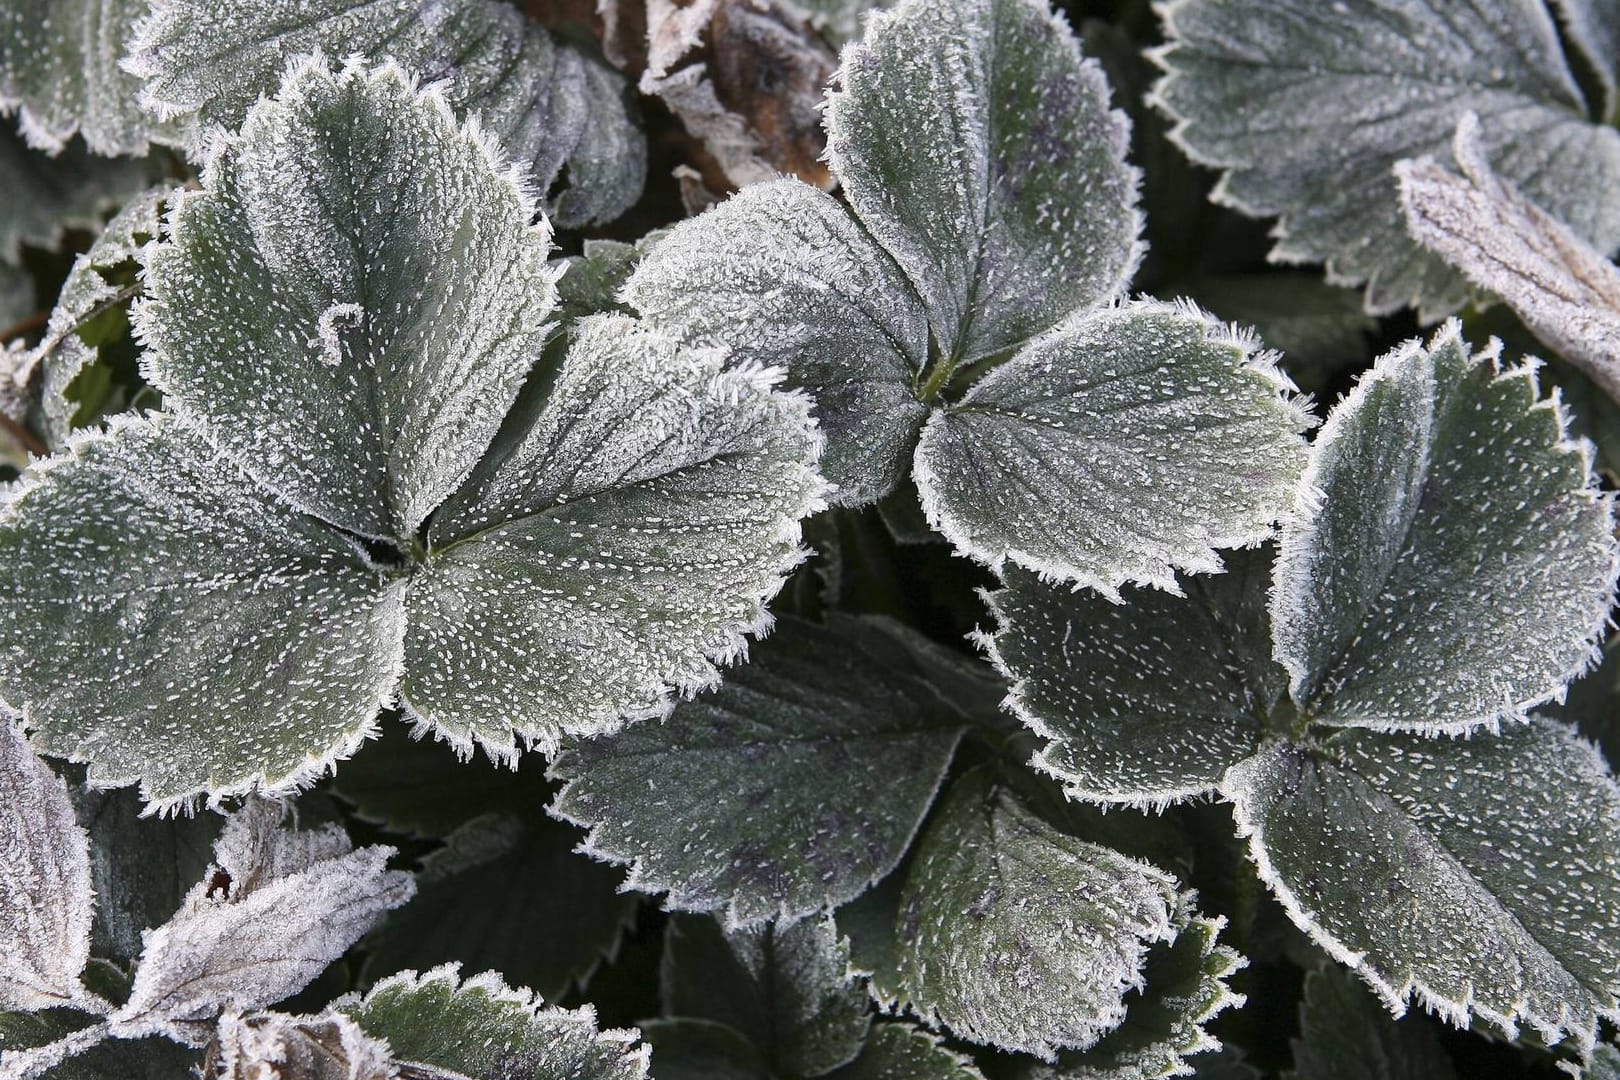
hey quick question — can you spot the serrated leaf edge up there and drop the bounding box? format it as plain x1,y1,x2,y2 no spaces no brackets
1216,731,1620,1054
1267,319,1620,736
916,298,1310,599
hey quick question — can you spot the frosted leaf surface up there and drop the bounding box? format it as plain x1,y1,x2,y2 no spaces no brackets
826,0,1138,363
1153,0,1620,317
402,314,824,758
0,415,409,807
338,965,651,1080
1284,965,1455,1080
550,614,972,926
827,1023,987,1080
1028,912,1245,1080
984,549,1283,805
878,773,1181,1060
0,722,93,1013
0,0,166,154
128,0,645,226
626,178,930,506
137,59,556,540
1221,720,1620,1048
1398,115,1620,405
28,186,168,449
112,799,414,1037
0,130,156,268
209,1010,394,1080
914,302,1309,594
663,915,869,1077
1270,324,1619,733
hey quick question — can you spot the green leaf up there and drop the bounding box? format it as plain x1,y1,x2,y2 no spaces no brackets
1030,913,1245,1080
70,786,219,965
28,185,167,449
401,313,825,759
127,0,645,226
338,965,650,1080
556,234,667,323
984,550,1283,806
662,914,869,1077
625,179,930,507
0,129,157,266
0,722,94,1013
826,1023,987,1080
1153,0,1620,317
641,1019,771,1080
825,0,1138,363
868,772,1183,1060
0,0,168,155
1270,323,1618,734
1221,719,1620,1049
363,810,637,1002
914,301,1309,595
550,614,975,926
1284,965,1456,1080
135,58,557,541
0,415,408,807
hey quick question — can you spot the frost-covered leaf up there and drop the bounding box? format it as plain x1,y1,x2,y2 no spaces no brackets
984,550,1284,806
0,129,156,266
111,799,413,1038
1221,719,1620,1049
1398,114,1620,405
364,810,637,1002
0,0,167,155
401,313,824,758
662,914,869,1077
1270,323,1619,733
556,234,663,323
128,0,644,226
0,415,408,806
826,1022,986,1080
1153,0,1620,317
551,614,975,925
914,302,1309,594
871,772,1182,1060
338,965,651,1080
1284,965,1455,1080
71,786,220,965
1030,913,1245,1080
626,179,929,506
0,721,94,1013
27,185,167,450
136,58,556,541
208,1010,394,1080
825,0,1138,363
